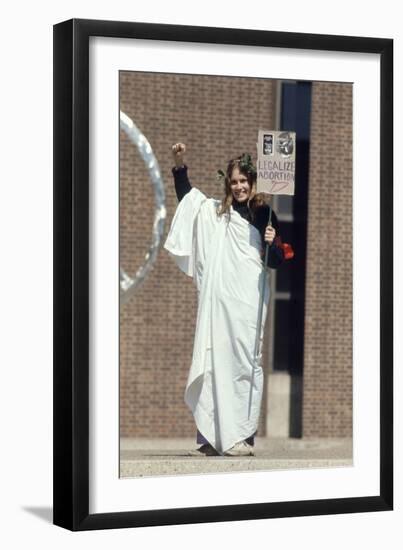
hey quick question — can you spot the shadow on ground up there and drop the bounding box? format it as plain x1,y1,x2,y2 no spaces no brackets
120,437,353,478
22,507,53,524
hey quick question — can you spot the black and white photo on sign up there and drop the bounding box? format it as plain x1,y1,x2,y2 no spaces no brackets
263,133,273,155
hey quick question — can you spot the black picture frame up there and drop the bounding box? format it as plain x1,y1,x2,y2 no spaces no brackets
53,18,393,531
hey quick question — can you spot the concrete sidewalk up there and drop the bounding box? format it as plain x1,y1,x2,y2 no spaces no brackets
120,437,353,478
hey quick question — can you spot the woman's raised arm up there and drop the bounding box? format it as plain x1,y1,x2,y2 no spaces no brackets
171,143,192,202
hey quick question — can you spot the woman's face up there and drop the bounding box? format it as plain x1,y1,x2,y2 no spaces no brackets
230,167,251,203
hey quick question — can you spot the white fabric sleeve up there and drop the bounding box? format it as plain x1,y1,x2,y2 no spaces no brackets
163,187,207,277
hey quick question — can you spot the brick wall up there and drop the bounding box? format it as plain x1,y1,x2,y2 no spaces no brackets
302,82,353,437
120,72,276,437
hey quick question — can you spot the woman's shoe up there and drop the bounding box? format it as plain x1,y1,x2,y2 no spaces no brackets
224,441,255,457
187,443,219,456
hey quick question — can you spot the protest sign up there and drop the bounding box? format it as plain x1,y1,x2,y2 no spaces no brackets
257,130,296,195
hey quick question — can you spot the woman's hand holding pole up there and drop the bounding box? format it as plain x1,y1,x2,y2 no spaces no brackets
264,224,276,245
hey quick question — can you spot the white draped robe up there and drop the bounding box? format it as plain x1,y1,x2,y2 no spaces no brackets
164,188,270,454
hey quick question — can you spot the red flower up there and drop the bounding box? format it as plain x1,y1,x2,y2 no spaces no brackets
281,242,294,260
274,236,294,261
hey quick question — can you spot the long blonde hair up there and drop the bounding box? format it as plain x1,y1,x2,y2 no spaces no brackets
217,155,257,218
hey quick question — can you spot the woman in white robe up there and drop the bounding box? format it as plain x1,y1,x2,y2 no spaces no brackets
164,143,282,457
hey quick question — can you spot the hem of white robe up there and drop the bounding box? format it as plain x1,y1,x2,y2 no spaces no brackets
162,245,188,256
185,387,260,455
193,411,259,456
163,243,197,278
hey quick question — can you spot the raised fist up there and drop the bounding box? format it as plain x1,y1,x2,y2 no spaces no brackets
172,143,186,167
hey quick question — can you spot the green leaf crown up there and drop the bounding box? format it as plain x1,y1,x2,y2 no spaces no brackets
216,153,257,181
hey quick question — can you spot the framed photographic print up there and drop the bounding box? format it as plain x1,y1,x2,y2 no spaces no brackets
53,18,393,530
